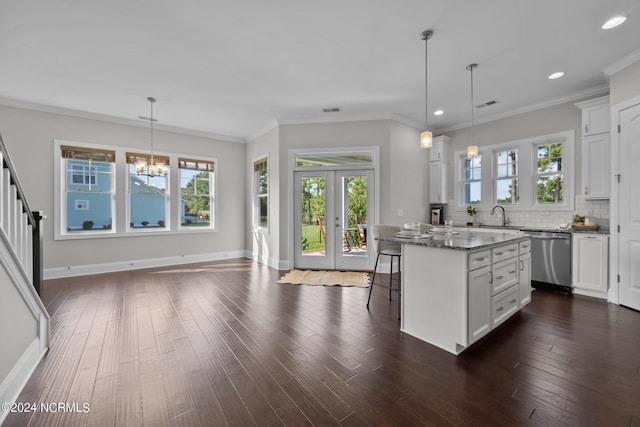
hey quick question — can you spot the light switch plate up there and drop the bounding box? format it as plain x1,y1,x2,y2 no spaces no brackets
397,209,403,217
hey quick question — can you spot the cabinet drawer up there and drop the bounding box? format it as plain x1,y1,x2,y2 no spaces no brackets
519,240,531,254
492,258,519,294
491,285,519,328
468,250,491,270
492,243,519,263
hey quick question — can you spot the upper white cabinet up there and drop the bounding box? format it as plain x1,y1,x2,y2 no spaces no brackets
576,96,610,199
582,133,610,199
428,135,450,204
577,96,610,136
572,233,609,299
429,135,451,162
429,162,448,204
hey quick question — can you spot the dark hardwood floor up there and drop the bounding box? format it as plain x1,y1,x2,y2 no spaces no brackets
5,258,640,426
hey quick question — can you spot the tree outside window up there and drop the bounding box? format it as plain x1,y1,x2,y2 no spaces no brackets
536,143,563,204
179,158,214,228
496,149,519,204
462,155,482,206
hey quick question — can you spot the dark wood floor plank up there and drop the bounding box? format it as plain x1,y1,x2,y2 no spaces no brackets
7,259,640,427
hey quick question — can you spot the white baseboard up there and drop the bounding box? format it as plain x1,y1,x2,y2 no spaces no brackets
573,287,608,300
0,338,47,425
44,250,251,279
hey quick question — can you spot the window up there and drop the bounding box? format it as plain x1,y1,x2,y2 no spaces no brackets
253,157,268,230
179,158,214,228
535,142,563,204
461,155,482,206
454,131,574,211
496,149,519,204
127,152,169,229
61,145,115,232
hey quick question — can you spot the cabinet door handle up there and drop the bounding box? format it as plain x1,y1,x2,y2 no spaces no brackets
497,306,504,312
474,257,485,262
520,260,524,270
521,244,529,249
509,299,517,304
508,270,516,274
509,248,517,252
495,251,503,256
496,275,503,280
584,236,597,239
489,272,493,284
585,186,589,195
585,124,588,134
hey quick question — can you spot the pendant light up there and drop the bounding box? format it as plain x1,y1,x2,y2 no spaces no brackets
136,97,168,179
466,63,478,158
420,30,434,148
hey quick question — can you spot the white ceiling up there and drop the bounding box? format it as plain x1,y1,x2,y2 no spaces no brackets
1,0,639,142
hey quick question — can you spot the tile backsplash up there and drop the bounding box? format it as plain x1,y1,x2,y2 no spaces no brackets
446,196,609,229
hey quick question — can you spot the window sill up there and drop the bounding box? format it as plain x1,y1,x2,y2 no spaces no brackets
55,227,218,241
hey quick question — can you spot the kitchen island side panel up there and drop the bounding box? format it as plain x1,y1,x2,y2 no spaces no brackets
401,244,468,354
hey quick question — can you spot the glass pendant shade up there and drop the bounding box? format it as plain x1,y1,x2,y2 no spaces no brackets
420,130,433,148
467,145,478,158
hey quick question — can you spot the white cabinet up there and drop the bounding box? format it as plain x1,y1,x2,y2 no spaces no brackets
518,250,531,307
429,161,448,204
578,96,610,136
468,266,491,344
582,133,610,199
572,234,609,299
429,135,451,162
576,96,610,200
428,135,450,204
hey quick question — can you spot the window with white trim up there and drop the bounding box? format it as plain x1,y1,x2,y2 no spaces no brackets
454,131,574,211
496,149,519,205
61,145,115,232
535,141,564,205
253,157,268,230
179,158,214,229
127,152,169,229
461,155,482,206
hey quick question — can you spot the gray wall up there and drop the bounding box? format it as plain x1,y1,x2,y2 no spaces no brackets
610,61,640,106
0,105,246,271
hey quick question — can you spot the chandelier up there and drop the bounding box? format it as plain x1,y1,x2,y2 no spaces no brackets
137,97,168,177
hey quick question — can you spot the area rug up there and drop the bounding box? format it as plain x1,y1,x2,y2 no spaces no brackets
277,269,370,288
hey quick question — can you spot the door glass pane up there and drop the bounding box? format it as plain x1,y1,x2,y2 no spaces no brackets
300,177,326,256
342,175,368,257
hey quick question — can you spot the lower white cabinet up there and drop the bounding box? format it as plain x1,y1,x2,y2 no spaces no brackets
468,266,491,344
572,233,609,299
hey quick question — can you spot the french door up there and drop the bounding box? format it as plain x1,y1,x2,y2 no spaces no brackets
294,170,374,271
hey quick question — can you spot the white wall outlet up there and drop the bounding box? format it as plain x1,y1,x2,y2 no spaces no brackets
397,209,403,217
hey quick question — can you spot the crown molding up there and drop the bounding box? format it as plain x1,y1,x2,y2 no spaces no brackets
0,97,246,144
436,84,610,134
603,48,640,76
246,119,280,143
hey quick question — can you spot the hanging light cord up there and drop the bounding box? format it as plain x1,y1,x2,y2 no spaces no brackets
421,30,433,130
148,96,156,166
467,64,477,146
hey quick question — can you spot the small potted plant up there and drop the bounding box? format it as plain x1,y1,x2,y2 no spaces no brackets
466,205,477,226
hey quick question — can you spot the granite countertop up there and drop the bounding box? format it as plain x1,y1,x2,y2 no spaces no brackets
381,230,529,251
454,224,610,235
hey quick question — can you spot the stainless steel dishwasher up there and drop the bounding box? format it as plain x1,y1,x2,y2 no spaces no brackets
528,231,572,292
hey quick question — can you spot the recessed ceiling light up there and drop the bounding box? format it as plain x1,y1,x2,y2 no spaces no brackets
602,16,626,30
548,72,565,80
434,109,444,116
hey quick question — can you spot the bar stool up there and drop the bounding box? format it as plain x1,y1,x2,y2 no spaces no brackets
366,225,402,319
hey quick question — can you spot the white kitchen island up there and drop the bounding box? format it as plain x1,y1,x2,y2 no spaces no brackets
388,230,531,355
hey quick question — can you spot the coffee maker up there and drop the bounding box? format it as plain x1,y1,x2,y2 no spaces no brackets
431,206,444,225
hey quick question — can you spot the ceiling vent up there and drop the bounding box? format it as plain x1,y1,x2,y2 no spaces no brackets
322,107,341,113
475,100,498,109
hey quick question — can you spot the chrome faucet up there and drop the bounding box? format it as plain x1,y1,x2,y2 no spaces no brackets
490,205,507,227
